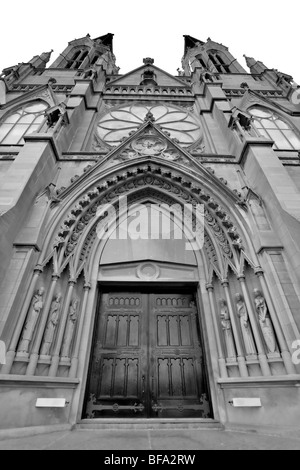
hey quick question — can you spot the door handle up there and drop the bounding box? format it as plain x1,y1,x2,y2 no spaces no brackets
142,375,145,398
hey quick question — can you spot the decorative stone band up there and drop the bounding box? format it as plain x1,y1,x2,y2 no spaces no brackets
50,167,244,275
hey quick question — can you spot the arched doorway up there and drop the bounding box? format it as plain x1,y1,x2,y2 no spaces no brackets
82,201,213,419
3,159,296,429
84,288,212,419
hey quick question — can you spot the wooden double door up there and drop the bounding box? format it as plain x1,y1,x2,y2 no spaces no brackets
84,290,211,419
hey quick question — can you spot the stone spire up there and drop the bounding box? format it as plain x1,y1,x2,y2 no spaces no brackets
40,50,54,65
243,55,267,74
29,50,53,68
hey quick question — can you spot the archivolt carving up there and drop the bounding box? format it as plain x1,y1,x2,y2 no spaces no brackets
51,167,243,275
78,187,222,274
79,225,97,264
204,233,218,266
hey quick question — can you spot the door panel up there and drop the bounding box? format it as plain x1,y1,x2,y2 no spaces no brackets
84,291,212,419
85,292,147,418
149,293,211,418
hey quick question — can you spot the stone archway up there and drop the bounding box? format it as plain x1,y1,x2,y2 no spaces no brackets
74,185,217,421
1,160,296,428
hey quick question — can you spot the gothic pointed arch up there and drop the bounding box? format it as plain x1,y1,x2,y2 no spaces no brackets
238,88,300,118
0,83,59,113
0,100,49,144
38,153,258,285
4,153,295,382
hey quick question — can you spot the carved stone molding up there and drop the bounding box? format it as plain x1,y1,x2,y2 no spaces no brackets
113,135,191,166
132,136,167,156
137,262,160,280
51,168,243,278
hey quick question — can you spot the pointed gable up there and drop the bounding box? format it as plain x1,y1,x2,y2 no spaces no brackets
59,117,243,211
1,83,59,110
238,89,296,116
101,119,199,170
107,62,187,88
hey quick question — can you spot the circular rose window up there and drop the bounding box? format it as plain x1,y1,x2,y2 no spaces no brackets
97,104,202,147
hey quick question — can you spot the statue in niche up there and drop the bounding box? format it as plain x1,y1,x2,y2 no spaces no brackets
40,293,62,355
61,298,79,358
181,55,192,76
254,289,277,354
235,293,257,355
219,299,236,359
18,287,45,353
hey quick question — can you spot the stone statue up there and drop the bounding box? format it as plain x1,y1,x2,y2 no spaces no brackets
235,293,256,355
219,299,236,358
18,287,45,353
181,55,191,76
254,289,277,353
40,293,62,355
61,298,79,358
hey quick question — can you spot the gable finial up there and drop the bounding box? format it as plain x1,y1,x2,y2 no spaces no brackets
144,111,155,122
143,57,154,65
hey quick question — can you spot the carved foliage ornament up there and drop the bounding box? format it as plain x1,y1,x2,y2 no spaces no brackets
114,135,191,166
52,167,243,271
132,136,167,155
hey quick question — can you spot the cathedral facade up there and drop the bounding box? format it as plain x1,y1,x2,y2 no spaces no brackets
0,33,300,432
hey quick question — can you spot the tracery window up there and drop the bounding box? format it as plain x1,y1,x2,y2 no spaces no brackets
0,101,48,145
66,50,89,69
249,107,300,150
77,51,89,68
97,104,203,147
197,57,207,68
91,54,100,65
66,50,82,68
208,52,230,73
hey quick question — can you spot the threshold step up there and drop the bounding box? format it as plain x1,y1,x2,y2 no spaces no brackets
77,418,224,430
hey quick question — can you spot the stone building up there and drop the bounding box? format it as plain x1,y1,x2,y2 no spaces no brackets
0,33,300,432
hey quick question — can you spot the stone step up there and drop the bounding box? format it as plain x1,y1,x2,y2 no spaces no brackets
77,418,224,430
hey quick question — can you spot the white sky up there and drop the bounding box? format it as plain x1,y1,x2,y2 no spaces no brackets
0,0,299,81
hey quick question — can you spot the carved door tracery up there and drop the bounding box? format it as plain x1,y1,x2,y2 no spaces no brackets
84,291,212,419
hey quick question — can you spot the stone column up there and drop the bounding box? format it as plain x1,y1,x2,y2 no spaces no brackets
237,275,271,376
69,282,91,378
255,268,296,374
221,280,248,377
26,274,60,376
206,283,228,378
1,265,43,374
48,279,76,377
